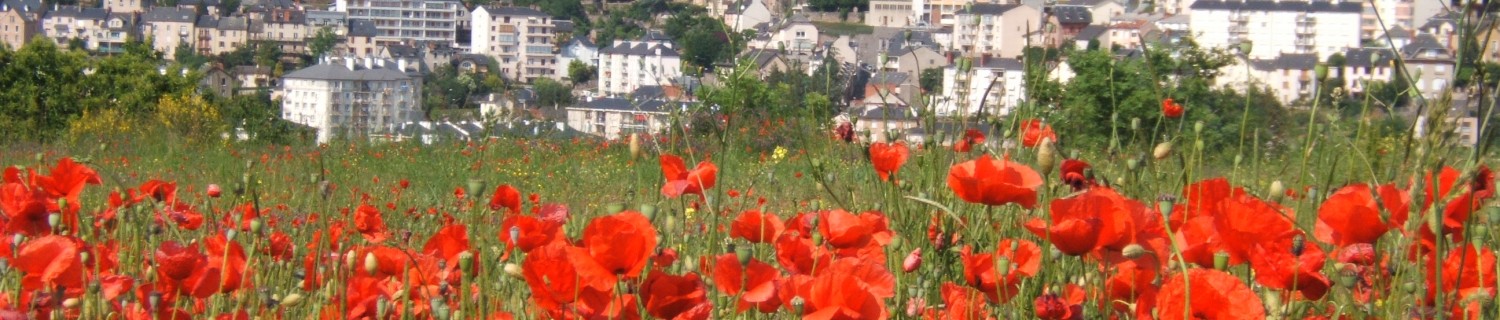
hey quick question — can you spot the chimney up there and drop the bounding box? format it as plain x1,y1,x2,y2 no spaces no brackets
344,56,355,70
363,57,374,69
397,58,408,71
981,53,990,66
655,47,661,55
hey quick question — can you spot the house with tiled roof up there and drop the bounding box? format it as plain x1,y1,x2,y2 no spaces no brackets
279,56,424,143
596,32,683,96
1189,0,1363,60
0,0,42,49
141,7,198,58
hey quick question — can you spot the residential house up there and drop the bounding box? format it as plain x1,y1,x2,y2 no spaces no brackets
951,4,1042,59
104,0,151,13
1374,25,1413,48
141,7,197,58
1072,25,1108,49
257,8,307,54
306,10,348,32
235,65,275,92
204,16,259,55
96,12,136,54
858,72,912,108
1106,17,1147,49
566,93,681,140
345,19,378,56
868,0,916,27
279,56,424,143
880,30,948,103
0,0,41,50
471,6,559,83
1189,0,1363,60
199,63,236,97
1045,5,1093,48
558,35,598,77
1402,33,1454,100
453,53,495,73
597,32,684,96
723,0,772,31
336,0,465,45
1362,0,1412,39
175,0,220,16
748,16,820,53
1341,47,1396,95
928,0,1005,26
938,56,1026,115
742,48,790,78
41,6,107,49
1416,13,1458,52
1219,53,1321,105
842,106,921,143
478,88,533,120
1062,0,1124,24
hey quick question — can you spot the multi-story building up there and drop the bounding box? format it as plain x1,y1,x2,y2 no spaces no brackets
597,33,683,96
41,6,108,48
96,12,136,54
868,0,915,27
1361,0,1412,39
1062,0,1124,24
1341,47,1396,95
346,19,379,55
566,95,675,140
1402,33,1454,100
558,35,597,77
280,56,423,143
746,16,820,53
1188,0,1362,60
258,9,308,54
199,16,260,55
471,6,558,83
0,0,41,50
951,3,1042,59
103,0,151,13
141,7,197,58
938,56,1026,116
307,10,348,31
723,0,772,31
336,0,465,46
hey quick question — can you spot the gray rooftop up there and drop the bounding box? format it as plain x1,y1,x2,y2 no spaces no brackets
868,72,910,86
957,3,1026,15
1075,25,1108,41
575,98,672,113
106,12,136,30
1344,47,1395,68
46,6,108,20
1188,0,1362,13
195,15,218,28
602,41,680,57
977,57,1024,69
554,20,574,33
481,6,549,17
283,63,414,81
1252,53,1320,70
2,0,42,12
1402,33,1450,58
1051,5,1092,24
348,19,377,37
143,7,197,23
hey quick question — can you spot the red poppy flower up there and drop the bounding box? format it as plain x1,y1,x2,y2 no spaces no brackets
29,157,100,212
774,232,832,275
1020,119,1056,148
155,241,205,282
926,282,993,320
1437,166,1494,237
1168,178,1246,229
834,122,855,143
731,210,784,243
868,142,910,182
1161,98,1184,118
500,214,563,253
263,231,293,262
422,223,474,275
947,154,1043,208
660,154,718,198
14,235,85,290
582,211,659,278
1424,244,1497,307
1105,260,1159,318
1059,159,1093,191
1024,186,1137,256
640,270,711,319
953,129,985,152
816,209,874,249
1214,194,1297,266
137,180,178,204
801,260,889,319
488,184,521,214
960,239,1041,303
521,242,616,313
1156,269,1265,320
201,233,249,296
702,254,781,313
1314,183,1396,247
353,203,389,243
1034,284,1085,320
1249,236,1330,300
1,182,54,236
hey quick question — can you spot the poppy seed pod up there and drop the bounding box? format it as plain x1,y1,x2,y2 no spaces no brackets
1194,121,1205,135
628,133,641,159
250,218,264,234
376,297,390,319
1130,117,1141,131
1213,251,1230,270
280,293,305,307
502,263,522,278
734,244,752,266
508,226,521,244
1290,235,1305,256
148,292,162,310
640,204,657,221
1153,141,1173,160
466,178,486,198
1268,181,1285,200
1315,63,1329,80
995,257,1011,276
1121,244,1147,259
47,213,61,229
363,252,378,274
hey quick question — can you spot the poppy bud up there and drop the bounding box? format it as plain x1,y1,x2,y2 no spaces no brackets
149,291,162,310
226,229,237,241
605,203,625,214
318,180,332,200
1152,141,1173,160
995,257,1011,276
1213,251,1230,271
1487,206,1500,225
344,249,357,270
1126,159,1139,171
376,297,390,319
888,235,903,248
47,213,61,229
250,218,264,234
903,248,922,273
1037,138,1056,175
1238,42,1253,55
364,252,379,274
640,204,657,221
503,263,523,278
1194,121,1205,135
1336,268,1358,288
1290,235,1305,256
1268,180,1285,200
431,298,452,320
62,298,80,308
241,172,252,188
734,244,752,266
33,153,43,164
1314,63,1329,80
1194,140,1204,151
628,133,641,159
811,159,824,170
207,184,222,198
1233,154,1243,167
790,297,805,314
1121,244,1147,259
281,293,305,307
466,178,486,197
811,232,823,245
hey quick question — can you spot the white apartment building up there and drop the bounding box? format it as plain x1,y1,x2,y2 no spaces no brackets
566,96,676,140
142,7,198,58
103,0,150,13
938,57,1027,116
336,0,465,45
280,56,424,143
597,33,684,96
558,36,598,76
471,6,559,83
747,16,820,53
1189,0,1362,60
1361,0,1411,39
1341,47,1396,95
951,3,1042,59
41,6,107,48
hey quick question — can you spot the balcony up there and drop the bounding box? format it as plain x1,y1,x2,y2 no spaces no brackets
1295,37,1314,46
1229,13,1249,23
1296,15,1316,26
1296,26,1314,35
1228,25,1249,34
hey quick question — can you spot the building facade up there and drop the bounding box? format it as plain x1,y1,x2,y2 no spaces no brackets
951,4,1042,59
471,6,558,83
141,7,197,58
938,57,1026,115
336,0,465,45
597,34,683,96
1189,0,1363,60
0,2,39,50
280,57,423,143
566,97,674,140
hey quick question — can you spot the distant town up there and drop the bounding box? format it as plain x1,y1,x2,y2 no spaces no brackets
0,0,1490,145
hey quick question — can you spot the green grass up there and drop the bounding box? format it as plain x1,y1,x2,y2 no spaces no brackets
813,21,875,36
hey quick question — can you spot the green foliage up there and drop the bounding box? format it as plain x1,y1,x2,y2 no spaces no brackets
764,55,850,117
307,27,340,59
811,21,874,36
422,66,502,117
592,12,645,48
174,42,209,69
807,0,865,13
514,0,588,31
0,38,198,141
533,77,575,108
919,68,942,93
568,60,596,85
216,91,308,144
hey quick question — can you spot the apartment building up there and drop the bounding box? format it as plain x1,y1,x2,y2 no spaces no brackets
0,0,41,50
199,16,260,55
471,6,559,83
141,7,197,58
1402,33,1454,100
1189,0,1362,60
281,56,423,143
336,0,465,46
257,8,308,54
597,32,683,96
868,0,915,27
41,6,107,48
746,16,820,53
951,3,1042,59
103,0,151,13
1062,0,1124,24
1341,47,1396,95
346,19,378,55
566,95,675,140
938,56,1027,116
1361,0,1411,39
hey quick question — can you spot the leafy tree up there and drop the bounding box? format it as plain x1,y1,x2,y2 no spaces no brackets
155,93,226,144
254,41,282,68
533,78,575,108
919,68,942,93
307,27,339,59
679,29,729,71
567,60,596,85
217,91,306,144
593,12,644,47
174,42,209,68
